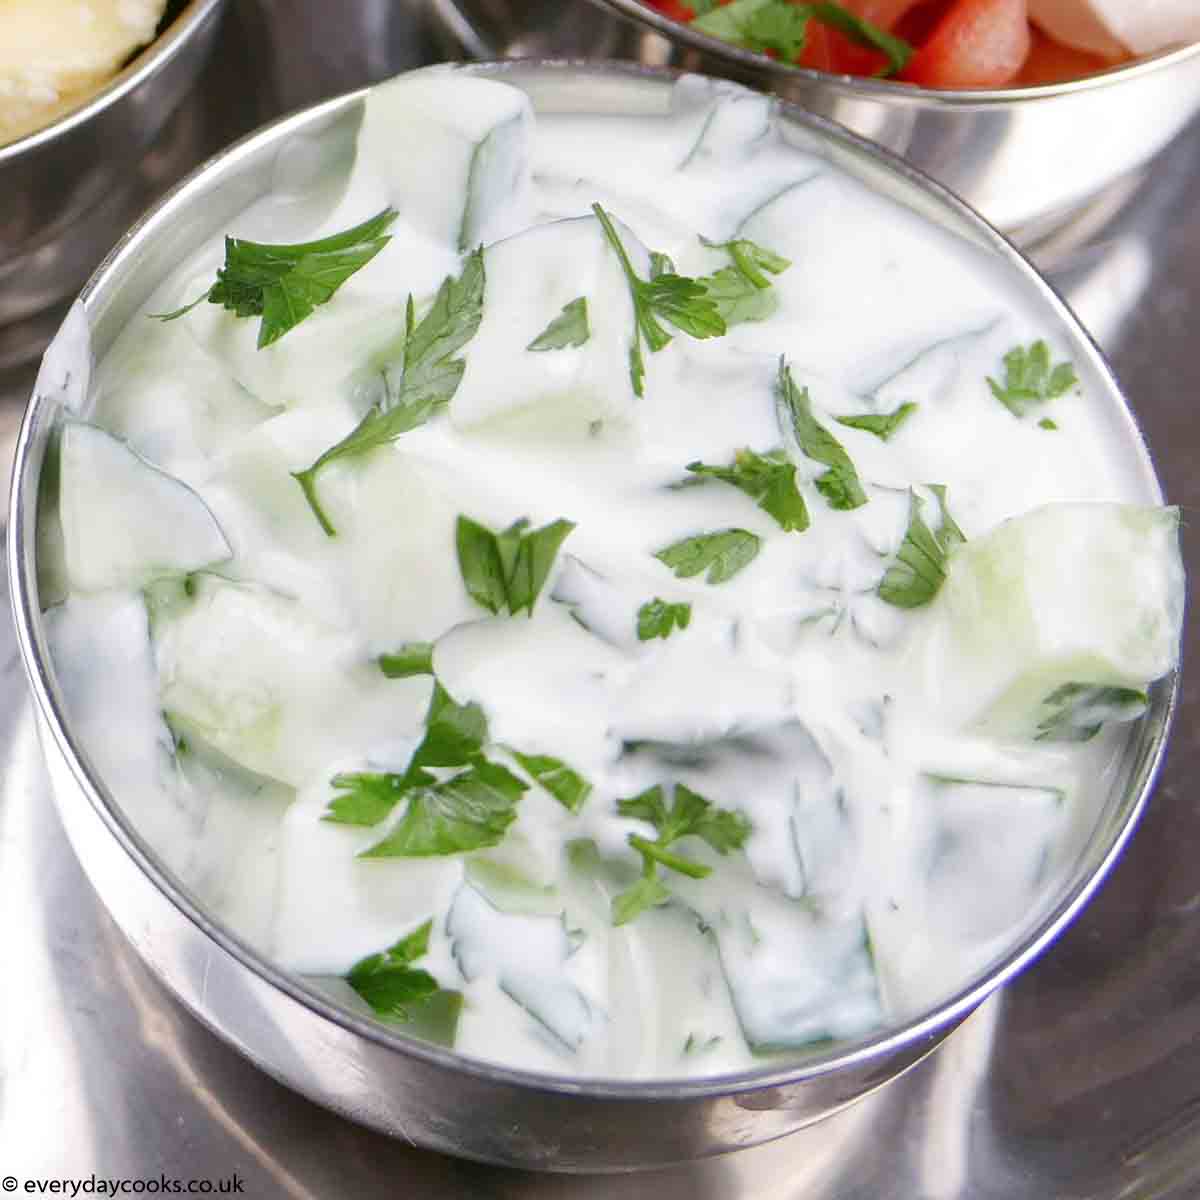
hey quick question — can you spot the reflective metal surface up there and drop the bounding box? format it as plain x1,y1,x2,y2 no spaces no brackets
2,1,1200,1191
428,0,1200,239
0,0,228,365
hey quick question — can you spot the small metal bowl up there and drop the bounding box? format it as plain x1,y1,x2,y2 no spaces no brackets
8,60,1178,1172
0,0,226,363
429,0,1200,240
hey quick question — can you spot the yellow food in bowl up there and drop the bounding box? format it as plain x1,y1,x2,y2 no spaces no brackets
0,0,168,146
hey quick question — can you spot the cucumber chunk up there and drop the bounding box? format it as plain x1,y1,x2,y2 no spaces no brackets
447,883,594,1052
356,69,533,251
451,215,644,432
60,422,231,593
927,502,1183,737
153,575,415,788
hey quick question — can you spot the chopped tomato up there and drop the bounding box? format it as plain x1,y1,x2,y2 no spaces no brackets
900,0,1031,87
1016,25,1123,85
797,20,839,70
652,0,695,21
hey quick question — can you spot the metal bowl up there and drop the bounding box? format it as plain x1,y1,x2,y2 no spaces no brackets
0,0,227,360
428,0,1200,241
7,60,1178,1172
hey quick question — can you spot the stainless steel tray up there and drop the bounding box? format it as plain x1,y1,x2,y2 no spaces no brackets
3,2,1199,1193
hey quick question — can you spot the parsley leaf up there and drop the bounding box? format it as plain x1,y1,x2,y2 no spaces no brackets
987,340,1078,418
836,402,917,442
692,0,911,76
361,758,526,858
292,249,485,536
613,783,751,925
345,919,439,1019
637,597,693,641
877,485,965,609
155,208,398,348
687,448,809,532
456,515,575,617
378,642,434,678
324,680,527,857
324,772,407,826
1034,683,1148,742
654,528,761,585
777,360,868,511
509,750,592,813
696,236,791,326
527,297,590,351
592,202,725,397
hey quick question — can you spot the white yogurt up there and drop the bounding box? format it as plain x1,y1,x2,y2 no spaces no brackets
43,68,1182,1079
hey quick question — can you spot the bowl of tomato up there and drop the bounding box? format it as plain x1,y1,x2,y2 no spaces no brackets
427,0,1200,240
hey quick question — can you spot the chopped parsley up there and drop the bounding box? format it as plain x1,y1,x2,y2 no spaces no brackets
692,0,912,76
696,236,791,326
292,249,485,536
987,340,1078,418
637,597,693,641
527,296,590,350
877,486,965,609
777,359,867,511
686,448,809,532
154,208,398,348
377,642,434,678
1034,683,1148,742
654,528,761,585
345,919,463,1042
613,783,752,925
509,751,592,813
324,682,528,858
592,201,726,396
836,402,918,442
456,515,575,617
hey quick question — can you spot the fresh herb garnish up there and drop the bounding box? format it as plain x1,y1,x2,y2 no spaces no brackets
456,515,575,617
696,236,791,326
155,208,398,348
654,528,761,585
777,359,867,511
1039,418,1058,431
509,751,592,813
527,297,590,351
361,759,527,858
877,486,965,609
378,642,434,678
292,249,485,536
613,783,751,925
324,682,527,856
1034,683,1148,742
692,0,912,77
836,402,918,442
592,202,725,397
637,597,693,641
987,341,1078,418
686,448,809,532
345,919,439,1019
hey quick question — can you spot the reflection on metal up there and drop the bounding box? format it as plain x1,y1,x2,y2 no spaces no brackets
2,1,1200,1193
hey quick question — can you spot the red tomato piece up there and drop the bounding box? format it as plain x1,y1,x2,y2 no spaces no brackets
900,0,1032,87
1016,25,1124,85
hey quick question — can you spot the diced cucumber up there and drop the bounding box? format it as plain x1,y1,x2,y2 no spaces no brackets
926,502,1183,737
356,69,533,250
447,883,594,1052
922,776,1064,940
674,874,882,1053
451,215,643,432
59,422,230,593
153,575,418,788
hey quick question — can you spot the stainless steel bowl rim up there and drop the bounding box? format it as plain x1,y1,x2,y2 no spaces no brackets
8,58,1179,1103
589,0,1200,106
0,0,226,164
